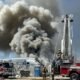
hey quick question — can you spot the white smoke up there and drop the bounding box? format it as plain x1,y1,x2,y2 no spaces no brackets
0,1,58,64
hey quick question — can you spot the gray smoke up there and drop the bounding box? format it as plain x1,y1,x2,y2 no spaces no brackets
10,18,50,54
0,1,59,64
0,1,29,49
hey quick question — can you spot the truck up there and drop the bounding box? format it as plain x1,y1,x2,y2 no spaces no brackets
0,61,15,78
51,15,80,80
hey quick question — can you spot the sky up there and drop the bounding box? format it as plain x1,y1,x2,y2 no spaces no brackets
0,0,80,59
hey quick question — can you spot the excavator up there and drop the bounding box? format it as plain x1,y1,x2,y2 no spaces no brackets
51,15,80,80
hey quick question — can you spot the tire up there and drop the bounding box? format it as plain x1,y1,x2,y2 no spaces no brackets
70,73,79,80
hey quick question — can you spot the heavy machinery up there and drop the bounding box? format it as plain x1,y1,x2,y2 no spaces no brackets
51,15,80,80
61,14,73,62
0,61,15,78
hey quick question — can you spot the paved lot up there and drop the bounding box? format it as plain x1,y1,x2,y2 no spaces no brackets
5,77,50,80
3,76,70,80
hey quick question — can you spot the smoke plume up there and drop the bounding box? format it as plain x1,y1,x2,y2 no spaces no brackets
0,1,59,64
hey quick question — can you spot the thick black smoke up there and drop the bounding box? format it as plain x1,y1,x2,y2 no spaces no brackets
0,0,60,64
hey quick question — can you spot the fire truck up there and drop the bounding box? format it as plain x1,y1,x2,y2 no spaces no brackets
0,61,15,78
51,15,80,80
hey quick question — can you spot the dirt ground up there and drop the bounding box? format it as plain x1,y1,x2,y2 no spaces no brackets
5,77,50,80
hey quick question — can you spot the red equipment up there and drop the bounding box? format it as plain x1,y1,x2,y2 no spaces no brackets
51,15,80,80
